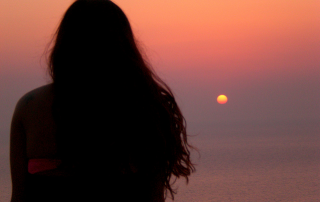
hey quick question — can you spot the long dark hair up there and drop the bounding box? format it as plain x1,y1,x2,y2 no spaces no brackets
48,0,195,199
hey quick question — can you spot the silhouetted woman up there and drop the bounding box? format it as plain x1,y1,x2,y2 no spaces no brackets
10,0,195,201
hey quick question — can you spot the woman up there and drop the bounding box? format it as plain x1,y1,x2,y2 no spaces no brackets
10,0,195,201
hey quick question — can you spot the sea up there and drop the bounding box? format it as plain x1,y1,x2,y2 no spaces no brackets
1,121,319,201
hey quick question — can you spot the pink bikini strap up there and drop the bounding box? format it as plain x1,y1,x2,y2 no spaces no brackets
28,159,62,174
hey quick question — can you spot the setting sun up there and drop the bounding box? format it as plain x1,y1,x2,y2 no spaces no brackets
217,95,228,104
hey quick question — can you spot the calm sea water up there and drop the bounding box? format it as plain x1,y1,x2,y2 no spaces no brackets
1,122,319,201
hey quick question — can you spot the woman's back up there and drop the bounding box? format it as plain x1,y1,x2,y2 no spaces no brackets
22,84,57,160
13,84,165,201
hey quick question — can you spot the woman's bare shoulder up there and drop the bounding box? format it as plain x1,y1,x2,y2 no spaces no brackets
18,83,53,104
14,84,54,114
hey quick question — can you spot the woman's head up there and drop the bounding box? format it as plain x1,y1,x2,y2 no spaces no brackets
48,0,195,200
49,0,142,83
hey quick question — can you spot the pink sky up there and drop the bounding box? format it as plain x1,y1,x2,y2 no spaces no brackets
1,0,319,126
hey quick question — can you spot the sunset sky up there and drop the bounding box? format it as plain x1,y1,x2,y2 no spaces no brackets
0,0,319,136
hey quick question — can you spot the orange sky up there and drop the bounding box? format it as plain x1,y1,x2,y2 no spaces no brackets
0,0,319,124
1,0,319,76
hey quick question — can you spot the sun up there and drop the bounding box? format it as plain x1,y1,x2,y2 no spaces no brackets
217,95,228,104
